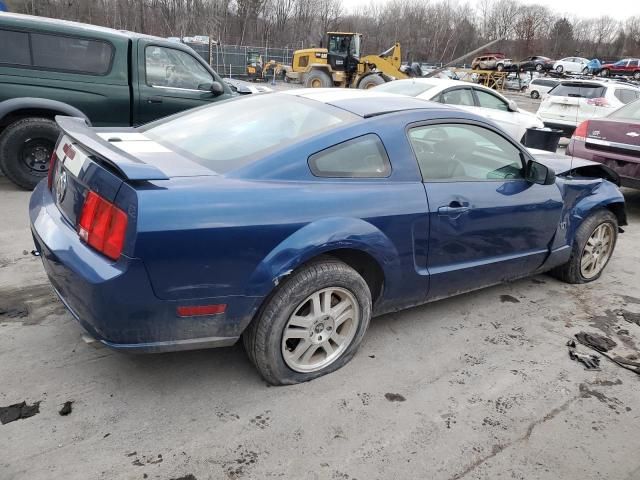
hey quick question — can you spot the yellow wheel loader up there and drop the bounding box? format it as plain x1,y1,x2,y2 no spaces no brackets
285,32,420,88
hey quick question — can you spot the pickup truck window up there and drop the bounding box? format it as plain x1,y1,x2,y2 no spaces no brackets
31,33,113,75
145,46,213,90
0,29,31,65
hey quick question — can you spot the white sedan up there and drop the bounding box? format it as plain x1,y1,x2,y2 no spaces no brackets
372,78,544,141
553,57,590,74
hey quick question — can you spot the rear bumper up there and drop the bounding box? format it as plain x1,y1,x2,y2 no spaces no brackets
29,180,253,352
567,140,640,189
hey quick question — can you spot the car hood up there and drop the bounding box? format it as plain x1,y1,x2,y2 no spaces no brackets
529,148,620,184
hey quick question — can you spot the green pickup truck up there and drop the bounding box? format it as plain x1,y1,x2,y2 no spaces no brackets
0,13,233,189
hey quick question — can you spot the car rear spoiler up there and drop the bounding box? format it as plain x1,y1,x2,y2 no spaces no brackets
55,116,169,181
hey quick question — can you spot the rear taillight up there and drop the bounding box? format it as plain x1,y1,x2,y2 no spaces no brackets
77,191,128,260
47,151,58,190
587,97,609,107
572,120,589,142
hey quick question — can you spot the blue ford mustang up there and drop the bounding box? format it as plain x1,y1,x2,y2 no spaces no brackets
30,89,626,384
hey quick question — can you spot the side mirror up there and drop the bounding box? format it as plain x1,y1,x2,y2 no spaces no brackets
210,81,225,96
526,159,556,185
507,99,518,112
198,81,225,95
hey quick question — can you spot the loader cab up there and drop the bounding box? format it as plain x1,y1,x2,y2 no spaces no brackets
327,32,361,73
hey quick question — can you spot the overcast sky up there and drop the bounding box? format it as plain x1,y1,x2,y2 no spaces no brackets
342,0,639,21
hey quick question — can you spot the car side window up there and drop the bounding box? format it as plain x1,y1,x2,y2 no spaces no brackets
0,29,30,65
146,46,213,90
31,33,113,75
615,89,640,104
474,89,509,111
408,123,525,182
439,88,475,107
308,134,391,178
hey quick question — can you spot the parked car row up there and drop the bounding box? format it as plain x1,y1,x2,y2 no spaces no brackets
471,52,640,80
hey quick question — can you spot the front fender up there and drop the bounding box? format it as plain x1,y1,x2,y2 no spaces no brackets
245,217,401,298
0,97,91,124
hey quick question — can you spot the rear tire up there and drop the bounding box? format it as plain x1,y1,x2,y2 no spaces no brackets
358,74,385,89
303,70,332,88
600,69,610,77
535,63,543,72
243,258,372,385
550,210,618,284
530,90,540,99
0,117,59,190
633,71,640,80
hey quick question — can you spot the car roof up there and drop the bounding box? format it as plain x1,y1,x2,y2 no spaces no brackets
282,88,455,118
0,12,164,41
557,78,640,89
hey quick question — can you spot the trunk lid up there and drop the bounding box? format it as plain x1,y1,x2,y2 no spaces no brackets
583,118,640,159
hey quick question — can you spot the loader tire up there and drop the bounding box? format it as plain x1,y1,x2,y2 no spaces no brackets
358,75,385,89
304,70,332,88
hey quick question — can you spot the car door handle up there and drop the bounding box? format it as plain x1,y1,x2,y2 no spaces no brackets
438,202,470,216
147,96,163,104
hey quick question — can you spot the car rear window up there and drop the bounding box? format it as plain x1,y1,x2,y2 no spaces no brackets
0,29,31,65
549,83,606,99
373,80,437,97
609,100,640,120
142,94,357,173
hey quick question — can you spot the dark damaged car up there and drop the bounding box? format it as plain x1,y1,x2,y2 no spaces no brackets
30,90,626,385
567,99,640,189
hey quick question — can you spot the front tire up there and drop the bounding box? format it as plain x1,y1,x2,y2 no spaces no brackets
600,69,610,77
243,258,372,385
535,63,543,72
530,90,540,99
633,71,640,80
358,74,385,89
556,65,564,73
303,70,333,88
550,210,618,284
0,117,59,190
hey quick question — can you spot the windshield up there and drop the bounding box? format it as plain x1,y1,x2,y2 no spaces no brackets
142,95,356,173
609,99,640,120
549,83,606,99
373,80,438,97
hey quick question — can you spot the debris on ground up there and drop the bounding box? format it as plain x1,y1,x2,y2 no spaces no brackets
384,393,406,402
618,310,640,327
0,401,41,424
58,401,73,416
567,340,601,370
575,332,617,352
575,333,640,376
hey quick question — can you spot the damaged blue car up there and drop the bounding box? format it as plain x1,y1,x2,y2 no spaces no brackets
29,89,626,384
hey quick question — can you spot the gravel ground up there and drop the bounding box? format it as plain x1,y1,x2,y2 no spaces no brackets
1,91,640,480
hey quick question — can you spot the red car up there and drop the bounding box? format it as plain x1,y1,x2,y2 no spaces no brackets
567,100,640,189
600,58,640,80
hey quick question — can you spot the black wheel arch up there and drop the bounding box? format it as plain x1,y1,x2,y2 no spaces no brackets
0,98,90,135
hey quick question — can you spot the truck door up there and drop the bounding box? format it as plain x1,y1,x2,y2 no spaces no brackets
134,41,231,125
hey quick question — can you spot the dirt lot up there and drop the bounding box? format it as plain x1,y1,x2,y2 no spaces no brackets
2,147,640,478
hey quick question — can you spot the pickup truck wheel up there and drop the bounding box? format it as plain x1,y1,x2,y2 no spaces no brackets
0,118,59,190
550,210,618,284
243,259,371,385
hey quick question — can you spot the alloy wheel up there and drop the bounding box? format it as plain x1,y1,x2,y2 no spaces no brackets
580,223,614,279
281,287,359,373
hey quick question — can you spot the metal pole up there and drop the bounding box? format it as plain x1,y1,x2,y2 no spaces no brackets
425,37,506,78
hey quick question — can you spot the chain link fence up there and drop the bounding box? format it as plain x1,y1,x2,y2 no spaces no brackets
187,42,296,77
